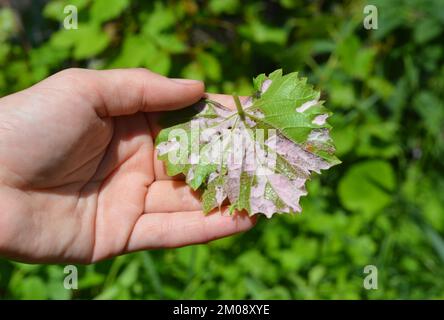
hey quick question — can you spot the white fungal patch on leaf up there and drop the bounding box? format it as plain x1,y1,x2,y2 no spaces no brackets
155,70,340,218
261,79,272,93
157,137,180,156
312,114,329,125
308,128,331,143
215,185,226,207
250,175,277,218
267,174,306,212
186,167,195,183
296,99,319,113
242,97,253,108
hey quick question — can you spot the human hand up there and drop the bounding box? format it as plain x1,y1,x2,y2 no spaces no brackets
0,68,256,264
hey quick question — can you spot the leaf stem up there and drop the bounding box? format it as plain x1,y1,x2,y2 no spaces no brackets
233,94,245,121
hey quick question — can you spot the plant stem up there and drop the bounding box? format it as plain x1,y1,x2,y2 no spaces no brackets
233,94,245,121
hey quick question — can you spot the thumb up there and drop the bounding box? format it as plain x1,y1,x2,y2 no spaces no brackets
45,68,205,117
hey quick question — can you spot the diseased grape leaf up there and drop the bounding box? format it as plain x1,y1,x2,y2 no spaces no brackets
155,69,340,218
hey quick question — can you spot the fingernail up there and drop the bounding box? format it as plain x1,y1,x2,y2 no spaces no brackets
171,78,203,85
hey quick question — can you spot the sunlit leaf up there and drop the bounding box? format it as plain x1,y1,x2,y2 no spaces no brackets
156,70,339,217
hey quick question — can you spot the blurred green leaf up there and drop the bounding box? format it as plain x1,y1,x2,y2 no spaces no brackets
209,0,240,14
425,227,444,264
338,160,396,215
196,51,221,81
356,121,400,159
181,61,205,81
156,34,187,54
43,0,90,21
331,124,356,156
50,24,110,59
110,35,153,68
118,260,139,288
367,77,394,99
90,0,129,23
413,91,444,136
0,7,18,41
144,50,171,75
337,36,376,79
14,276,48,300
414,19,442,44
73,24,110,59
142,1,176,36
328,82,356,109
239,20,288,45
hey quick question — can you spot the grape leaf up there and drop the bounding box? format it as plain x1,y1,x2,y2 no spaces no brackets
155,70,340,218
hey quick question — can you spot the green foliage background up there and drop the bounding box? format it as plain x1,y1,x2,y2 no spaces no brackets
1,0,444,299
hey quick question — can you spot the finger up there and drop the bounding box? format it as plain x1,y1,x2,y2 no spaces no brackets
45,68,205,117
204,93,250,111
88,129,154,261
150,93,248,180
145,180,202,213
90,113,154,182
125,209,256,252
146,112,162,137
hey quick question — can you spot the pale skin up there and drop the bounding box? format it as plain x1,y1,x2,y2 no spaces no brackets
0,68,256,264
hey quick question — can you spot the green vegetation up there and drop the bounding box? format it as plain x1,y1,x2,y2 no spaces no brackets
1,0,444,299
